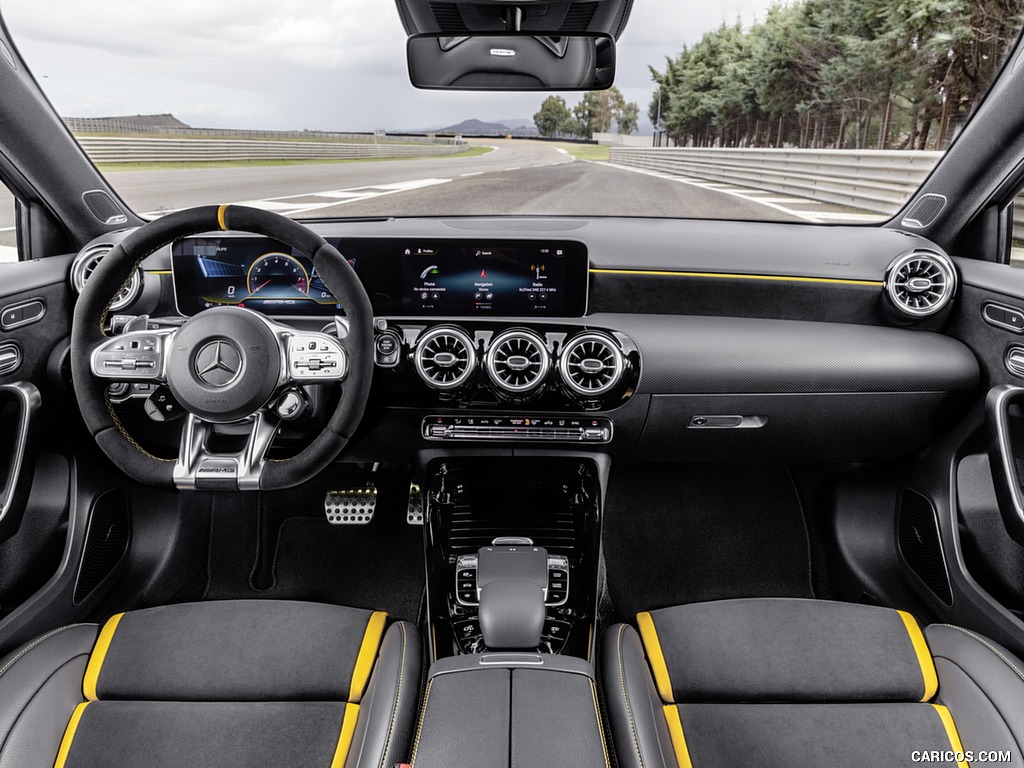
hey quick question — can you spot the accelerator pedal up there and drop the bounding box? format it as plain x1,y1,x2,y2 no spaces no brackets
407,482,423,525
324,487,378,525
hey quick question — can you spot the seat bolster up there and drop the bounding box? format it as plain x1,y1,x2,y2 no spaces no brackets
926,624,1024,761
600,623,677,768
345,621,422,768
0,624,98,767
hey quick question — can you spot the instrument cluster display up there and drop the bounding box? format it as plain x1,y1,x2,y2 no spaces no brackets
171,237,343,316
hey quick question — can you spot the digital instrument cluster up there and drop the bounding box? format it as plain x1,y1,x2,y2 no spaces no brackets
172,236,588,318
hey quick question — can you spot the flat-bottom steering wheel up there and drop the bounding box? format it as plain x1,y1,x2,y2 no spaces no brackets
70,205,374,491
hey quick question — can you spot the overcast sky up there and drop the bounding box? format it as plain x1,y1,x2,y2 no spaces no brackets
1,0,775,133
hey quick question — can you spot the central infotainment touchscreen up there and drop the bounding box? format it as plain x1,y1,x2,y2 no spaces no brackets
400,242,575,315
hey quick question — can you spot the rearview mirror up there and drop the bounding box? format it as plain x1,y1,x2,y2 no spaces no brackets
407,33,615,91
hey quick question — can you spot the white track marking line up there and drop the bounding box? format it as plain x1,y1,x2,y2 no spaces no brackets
0,226,15,232
596,161,825,223
460,171,484,177
754,197,822,204
812,212,884,222
504,166,521,171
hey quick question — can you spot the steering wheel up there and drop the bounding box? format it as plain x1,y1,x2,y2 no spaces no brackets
70,205,374,491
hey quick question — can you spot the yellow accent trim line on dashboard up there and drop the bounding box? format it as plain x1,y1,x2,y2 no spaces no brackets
330,702,360,768
83,612,124,701
636,612,674,703
663,705,694,768
217,204,229,231
932,705,970,768
589,267,883,287
349,611,388,703
898,610,938,702
54,701,90,768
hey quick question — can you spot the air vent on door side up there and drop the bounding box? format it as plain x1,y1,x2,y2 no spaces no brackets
74,488,131,604
897,489,953,606
558,332,624,397
70,244,143,311
414,326,476,390
884,250,957,318
485,330,550,394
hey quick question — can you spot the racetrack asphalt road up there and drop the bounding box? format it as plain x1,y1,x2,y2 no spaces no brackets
0,139,881,254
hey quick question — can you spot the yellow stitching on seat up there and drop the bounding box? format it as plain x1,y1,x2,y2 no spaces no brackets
350,611,388,704
663,704,694,768
54,701,90,768
636,612,674,703
377,622,407,768
330,702,360,768
589,678,612,768
898,610,938,702
409,677,433,768
83,612,124,701
932,704,969,768
616,624,646,768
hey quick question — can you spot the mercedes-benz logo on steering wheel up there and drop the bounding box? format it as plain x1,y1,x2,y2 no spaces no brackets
194,340,243,388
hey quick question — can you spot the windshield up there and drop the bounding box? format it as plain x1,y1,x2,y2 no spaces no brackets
2,0,1023,226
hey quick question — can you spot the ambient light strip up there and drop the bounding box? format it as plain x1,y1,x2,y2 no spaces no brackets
589,267,883,287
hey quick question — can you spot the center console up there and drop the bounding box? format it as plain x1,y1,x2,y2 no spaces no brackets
423,455,603,660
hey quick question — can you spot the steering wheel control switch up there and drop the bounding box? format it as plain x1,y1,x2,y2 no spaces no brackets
324,487,378,525
286,334,347,380
91,330,173,380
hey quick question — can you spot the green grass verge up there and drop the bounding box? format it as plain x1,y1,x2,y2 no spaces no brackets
96,145,492,172
557,143,610,161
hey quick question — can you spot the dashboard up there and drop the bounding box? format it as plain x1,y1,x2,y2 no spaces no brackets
172,237,589,317
70,216,983,463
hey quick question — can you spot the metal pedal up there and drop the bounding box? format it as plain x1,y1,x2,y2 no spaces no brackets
407,482,423,525
324,487,378,525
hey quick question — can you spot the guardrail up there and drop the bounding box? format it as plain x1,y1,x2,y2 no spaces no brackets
609,146,945,216
77,136,469,163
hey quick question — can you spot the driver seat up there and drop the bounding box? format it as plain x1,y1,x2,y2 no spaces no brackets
0,600,421,768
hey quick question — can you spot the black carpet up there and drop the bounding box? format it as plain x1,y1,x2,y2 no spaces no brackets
203,466,425,622
602,463,814,621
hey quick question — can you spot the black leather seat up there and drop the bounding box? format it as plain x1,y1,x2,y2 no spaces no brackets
0,600,420,768
602,598,1023,768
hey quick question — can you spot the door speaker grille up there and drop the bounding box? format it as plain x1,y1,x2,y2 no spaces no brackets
897,489,953,606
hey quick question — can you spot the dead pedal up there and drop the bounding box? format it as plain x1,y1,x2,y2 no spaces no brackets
324,487,378,525
407,482,423,525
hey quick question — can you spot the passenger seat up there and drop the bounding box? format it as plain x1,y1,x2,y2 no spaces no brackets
602,598,1023,767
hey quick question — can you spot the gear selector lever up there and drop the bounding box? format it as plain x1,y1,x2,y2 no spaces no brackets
477,545,548,649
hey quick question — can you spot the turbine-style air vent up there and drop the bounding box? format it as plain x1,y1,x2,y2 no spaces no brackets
70,244,142,311
414,326,476,390
559,332,625,397
885,251,957,318
485,330,550,394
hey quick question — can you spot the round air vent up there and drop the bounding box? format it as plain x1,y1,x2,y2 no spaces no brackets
558,332,625,397
70,244,142,312
484,330,550,394
884,251,957,318
414,326,476,390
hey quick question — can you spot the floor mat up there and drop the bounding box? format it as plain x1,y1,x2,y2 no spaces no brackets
602,463,813,621
203,466,424,622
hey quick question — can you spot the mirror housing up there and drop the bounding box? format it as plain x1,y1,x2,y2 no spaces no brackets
407,33,615,91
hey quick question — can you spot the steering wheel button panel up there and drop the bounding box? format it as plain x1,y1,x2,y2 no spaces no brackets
91,331,174,380
287,334,347,380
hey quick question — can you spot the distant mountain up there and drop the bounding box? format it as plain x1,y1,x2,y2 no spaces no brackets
495,118,535,130
429,118,539,136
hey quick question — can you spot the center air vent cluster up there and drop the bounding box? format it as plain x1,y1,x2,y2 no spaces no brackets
411,325,629,405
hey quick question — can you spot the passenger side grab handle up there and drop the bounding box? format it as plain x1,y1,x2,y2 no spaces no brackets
0,382,41,542
985,384,1024,544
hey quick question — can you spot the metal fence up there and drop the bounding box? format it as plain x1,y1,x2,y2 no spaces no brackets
609,146,946,216
63,118,462,145
77,136,468,163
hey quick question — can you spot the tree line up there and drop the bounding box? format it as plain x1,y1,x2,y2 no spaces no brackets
648,0,1024,151
533,87,640,138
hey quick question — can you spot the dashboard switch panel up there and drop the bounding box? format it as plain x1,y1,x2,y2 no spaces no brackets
423,415,612,443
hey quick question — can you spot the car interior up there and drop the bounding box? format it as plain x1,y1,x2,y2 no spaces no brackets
2,0,1024,766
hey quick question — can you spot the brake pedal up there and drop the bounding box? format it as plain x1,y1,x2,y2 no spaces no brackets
407,482,423,525
324,488,378,525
